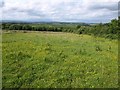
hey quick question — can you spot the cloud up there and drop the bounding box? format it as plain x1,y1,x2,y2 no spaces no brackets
88,2,118,11
1,0,119,23
0,1,4,7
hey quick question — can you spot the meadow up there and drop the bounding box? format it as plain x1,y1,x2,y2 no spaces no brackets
2,31,118,88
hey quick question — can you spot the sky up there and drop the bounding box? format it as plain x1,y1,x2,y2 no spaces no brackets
0,0,119,23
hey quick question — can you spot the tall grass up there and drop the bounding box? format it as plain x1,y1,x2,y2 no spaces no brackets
2,31,118,88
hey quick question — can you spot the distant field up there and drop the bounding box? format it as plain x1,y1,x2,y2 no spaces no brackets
2,31,118,88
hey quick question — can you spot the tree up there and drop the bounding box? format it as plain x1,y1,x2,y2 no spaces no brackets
76,25,81,29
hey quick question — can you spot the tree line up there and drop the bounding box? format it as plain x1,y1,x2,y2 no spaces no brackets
1,18,119,39
1,24,62,32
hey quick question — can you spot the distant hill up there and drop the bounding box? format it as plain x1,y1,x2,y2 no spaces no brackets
1,20,91,26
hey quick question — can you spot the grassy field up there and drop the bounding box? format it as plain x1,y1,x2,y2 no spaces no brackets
2,31,118,88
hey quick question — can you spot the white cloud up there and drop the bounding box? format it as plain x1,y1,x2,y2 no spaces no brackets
1,0,119,23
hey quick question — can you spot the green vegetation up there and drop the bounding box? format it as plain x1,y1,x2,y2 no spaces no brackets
2,18,119,39
2,31,118,88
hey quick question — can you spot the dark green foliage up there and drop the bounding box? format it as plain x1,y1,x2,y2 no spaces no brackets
22,25,32,30
76,25,81,29
2,18,119,39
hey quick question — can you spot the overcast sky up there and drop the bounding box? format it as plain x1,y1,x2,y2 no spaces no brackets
1,0,119,23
